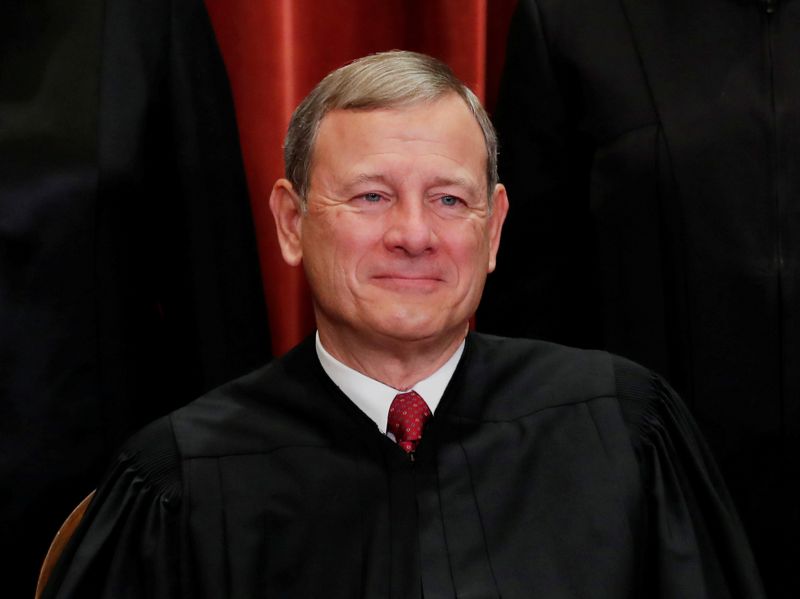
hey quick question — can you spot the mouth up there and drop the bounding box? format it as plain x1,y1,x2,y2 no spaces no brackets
371,274,444,292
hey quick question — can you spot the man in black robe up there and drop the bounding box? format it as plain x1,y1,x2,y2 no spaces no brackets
477,2,800,595
0,1,270,595
42,51,765,599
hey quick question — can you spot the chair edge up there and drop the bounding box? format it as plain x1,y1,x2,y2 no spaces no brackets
34,490,96,599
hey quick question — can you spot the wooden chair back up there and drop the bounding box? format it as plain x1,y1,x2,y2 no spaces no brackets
34,491,95,599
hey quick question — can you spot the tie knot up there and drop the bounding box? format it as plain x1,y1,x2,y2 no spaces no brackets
387,391,431,454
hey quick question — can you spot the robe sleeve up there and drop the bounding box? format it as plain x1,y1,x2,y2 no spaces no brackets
614,358,766,599
478,0,601,347
40,416,183,599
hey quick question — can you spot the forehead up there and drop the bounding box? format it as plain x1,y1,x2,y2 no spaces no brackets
311,94,487,190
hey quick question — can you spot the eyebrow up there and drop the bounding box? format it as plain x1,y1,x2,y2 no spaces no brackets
428,175,477,191
346,173,479,192
351,173,390,186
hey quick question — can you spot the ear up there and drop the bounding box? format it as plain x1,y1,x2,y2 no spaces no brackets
486,184,509,273
269,179,304,266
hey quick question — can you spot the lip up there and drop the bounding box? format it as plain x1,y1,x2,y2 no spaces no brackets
371,274,444,292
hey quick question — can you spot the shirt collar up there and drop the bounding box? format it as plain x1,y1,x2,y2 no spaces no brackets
315,331,465,433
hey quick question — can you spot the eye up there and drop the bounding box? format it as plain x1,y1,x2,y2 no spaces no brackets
351,191,391,211
439,195,461,207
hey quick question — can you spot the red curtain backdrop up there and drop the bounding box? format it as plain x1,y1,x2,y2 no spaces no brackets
205,0,518,355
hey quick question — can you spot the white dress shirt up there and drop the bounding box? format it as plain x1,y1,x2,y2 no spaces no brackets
315,331,465,435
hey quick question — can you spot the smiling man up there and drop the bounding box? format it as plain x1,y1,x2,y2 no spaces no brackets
271,89,505,391
42,51,764,599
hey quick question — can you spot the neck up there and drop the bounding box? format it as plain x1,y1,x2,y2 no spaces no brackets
317,324,468,390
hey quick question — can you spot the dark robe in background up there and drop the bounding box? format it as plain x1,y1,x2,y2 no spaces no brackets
0,0,271,595
42,334,764,598
478,1,800,595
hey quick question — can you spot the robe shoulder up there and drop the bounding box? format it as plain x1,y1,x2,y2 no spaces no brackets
168,337,355,457
460,333,663,424
463,333,729,466
41,416,183,598
118,412,184,500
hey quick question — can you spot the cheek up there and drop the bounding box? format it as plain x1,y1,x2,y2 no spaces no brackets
447,229,491,275
305,219,380,285
301,222,339,286
336,220,387,274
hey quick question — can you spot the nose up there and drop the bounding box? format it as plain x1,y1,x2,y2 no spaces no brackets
383,197,436,256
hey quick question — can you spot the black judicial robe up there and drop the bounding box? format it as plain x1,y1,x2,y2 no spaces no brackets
0,0,269,594
477,1,800,595
42,334,764,599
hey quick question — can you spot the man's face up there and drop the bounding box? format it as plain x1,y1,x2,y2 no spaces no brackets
273,93,507,351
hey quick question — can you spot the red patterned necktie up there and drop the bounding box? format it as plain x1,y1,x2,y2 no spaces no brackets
387,390,432,454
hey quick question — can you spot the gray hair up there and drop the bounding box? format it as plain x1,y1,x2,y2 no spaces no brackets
283,50,498,205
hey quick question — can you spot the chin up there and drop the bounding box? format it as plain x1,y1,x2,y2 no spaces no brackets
371,311,463,343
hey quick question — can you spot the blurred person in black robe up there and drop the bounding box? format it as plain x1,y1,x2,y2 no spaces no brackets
478,1,800,595
41,51,764,599
0,0,270,595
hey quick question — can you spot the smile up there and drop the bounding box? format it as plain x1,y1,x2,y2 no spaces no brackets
371,275,444,292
